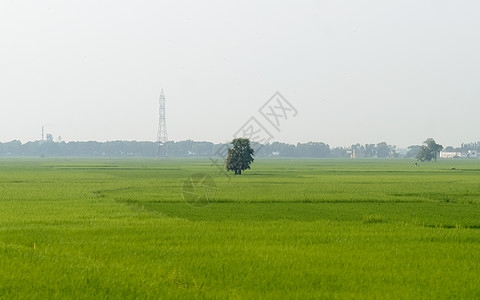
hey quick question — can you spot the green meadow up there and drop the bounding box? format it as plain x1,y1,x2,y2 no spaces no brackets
1,158,480,299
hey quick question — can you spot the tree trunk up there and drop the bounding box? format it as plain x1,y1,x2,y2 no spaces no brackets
235,170,238,175
238,170,241,175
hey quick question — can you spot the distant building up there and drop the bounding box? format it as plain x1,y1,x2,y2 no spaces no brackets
346,150,355,159
440,152,461,159
440,151,479,159
466,150,480,158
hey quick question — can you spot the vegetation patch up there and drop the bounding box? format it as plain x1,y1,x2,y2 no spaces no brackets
1,158,480,298
363,214,385,223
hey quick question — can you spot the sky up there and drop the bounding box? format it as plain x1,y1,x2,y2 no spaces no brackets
1,0,479,148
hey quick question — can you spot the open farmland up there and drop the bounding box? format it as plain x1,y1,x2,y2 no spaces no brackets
1,158,480,299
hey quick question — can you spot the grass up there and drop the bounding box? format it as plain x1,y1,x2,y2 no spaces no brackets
1,158,480,298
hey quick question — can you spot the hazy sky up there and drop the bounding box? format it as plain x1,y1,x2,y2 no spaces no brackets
1,1,479,148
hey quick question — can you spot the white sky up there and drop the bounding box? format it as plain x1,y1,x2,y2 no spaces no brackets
1,0,479,148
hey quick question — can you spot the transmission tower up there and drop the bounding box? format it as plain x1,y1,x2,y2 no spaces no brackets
157,89,168,156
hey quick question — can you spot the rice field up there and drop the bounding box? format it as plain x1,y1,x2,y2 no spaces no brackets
1,158,480,299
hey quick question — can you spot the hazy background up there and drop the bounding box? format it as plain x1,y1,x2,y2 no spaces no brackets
1,0,479,148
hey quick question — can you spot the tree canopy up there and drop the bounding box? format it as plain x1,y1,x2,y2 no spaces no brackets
225,138,254,175
416,138,443,162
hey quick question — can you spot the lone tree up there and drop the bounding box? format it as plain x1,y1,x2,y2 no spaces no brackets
416,138,443,162
226,138,254,175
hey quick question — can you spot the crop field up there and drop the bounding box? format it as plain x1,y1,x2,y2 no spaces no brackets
1,158,480,299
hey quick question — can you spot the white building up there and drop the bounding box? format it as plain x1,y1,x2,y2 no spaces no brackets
439,152,461,159
466,150,480,158
440,151,479,159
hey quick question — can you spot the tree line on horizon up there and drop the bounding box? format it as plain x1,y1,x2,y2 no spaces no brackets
0,139,477,159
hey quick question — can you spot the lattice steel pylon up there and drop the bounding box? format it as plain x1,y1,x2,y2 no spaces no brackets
156,89,168,156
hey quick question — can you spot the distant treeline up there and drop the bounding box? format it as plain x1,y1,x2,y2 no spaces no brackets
457,142,480,152
0,140,477,158
0,140,390,158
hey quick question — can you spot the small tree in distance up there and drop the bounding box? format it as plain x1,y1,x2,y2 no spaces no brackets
226,138,254,175
416,138,443,162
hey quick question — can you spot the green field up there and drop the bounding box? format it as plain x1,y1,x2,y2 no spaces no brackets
1,158,480,299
